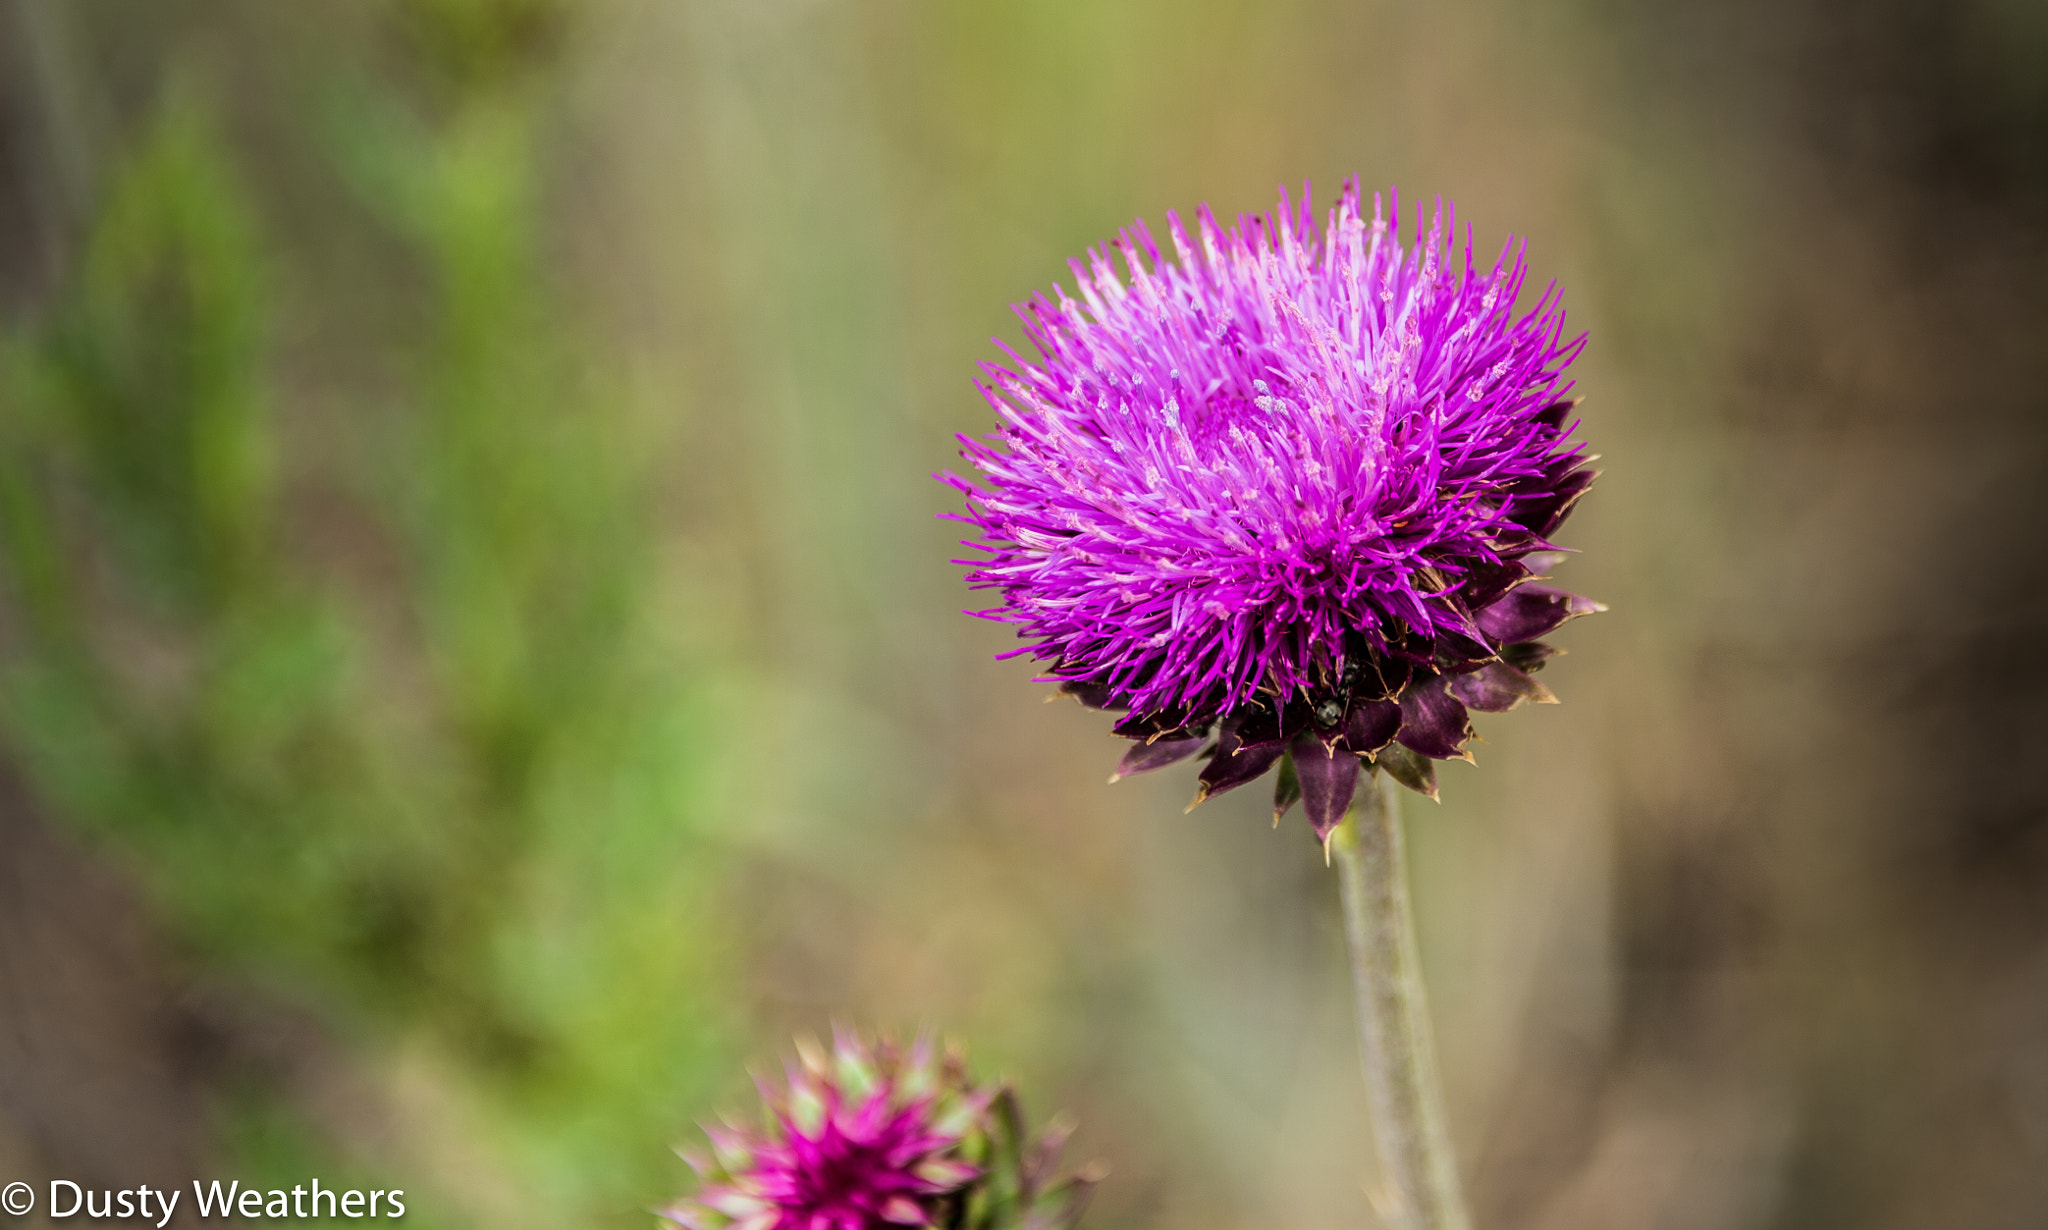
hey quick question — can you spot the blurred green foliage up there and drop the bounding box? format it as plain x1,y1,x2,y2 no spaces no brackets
0,3,747,1225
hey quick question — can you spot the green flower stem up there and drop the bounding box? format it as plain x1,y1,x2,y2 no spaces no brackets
1330,772,1471,1230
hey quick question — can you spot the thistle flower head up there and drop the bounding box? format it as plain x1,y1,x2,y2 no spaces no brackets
665,1030,1096,1230
946,180,1601,838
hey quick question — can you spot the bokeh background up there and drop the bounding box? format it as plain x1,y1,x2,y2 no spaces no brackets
1,1,2045,1228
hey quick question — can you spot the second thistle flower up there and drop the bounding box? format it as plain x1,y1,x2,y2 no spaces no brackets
947,180,1602,841
664,1030,1096,1230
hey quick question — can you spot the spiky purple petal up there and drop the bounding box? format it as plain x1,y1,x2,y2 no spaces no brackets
1109,735,1208,782
1290,735,1361,842
1473,585,1602,643
1395,675,1473,760
1448,661,1556,712
1339,700,1403,756
1195,734,1287,805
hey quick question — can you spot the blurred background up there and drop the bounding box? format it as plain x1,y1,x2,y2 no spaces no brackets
0,1,2044,1228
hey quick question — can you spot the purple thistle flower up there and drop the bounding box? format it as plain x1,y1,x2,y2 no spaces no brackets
664,1030,1097,1230
945,180,1602,841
